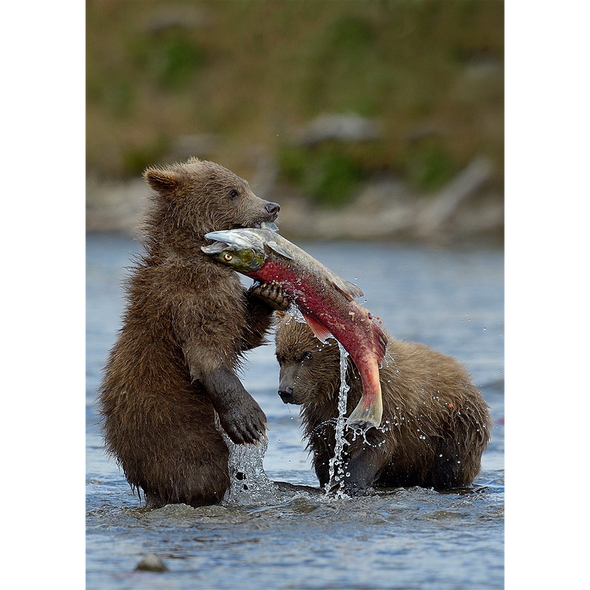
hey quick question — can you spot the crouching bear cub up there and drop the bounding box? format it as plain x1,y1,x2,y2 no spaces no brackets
100,157,284,508
275,313,492,494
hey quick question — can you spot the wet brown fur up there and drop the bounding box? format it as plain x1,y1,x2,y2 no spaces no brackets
275,313,492,493
99,158,281,508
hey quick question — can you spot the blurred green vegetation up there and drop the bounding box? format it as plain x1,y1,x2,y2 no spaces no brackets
87,0,503,205
278,140,381,207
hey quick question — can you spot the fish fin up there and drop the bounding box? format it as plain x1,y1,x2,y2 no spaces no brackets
372,323,388,365
302,313,332,343
329,278,364,302
266,241,294,261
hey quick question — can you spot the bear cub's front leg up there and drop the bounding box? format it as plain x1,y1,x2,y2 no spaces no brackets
202,283,289,444
198,283,289,444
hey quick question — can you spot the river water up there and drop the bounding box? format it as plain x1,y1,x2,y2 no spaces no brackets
86,232,504,590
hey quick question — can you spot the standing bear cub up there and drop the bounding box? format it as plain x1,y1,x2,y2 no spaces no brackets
275,313,492,494
100,157,283,508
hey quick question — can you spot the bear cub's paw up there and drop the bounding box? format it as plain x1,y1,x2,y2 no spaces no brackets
249,281,290,312
217,389,268,445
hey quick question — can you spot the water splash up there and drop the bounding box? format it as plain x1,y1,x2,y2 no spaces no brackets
326,342,351,498
220,428,281,507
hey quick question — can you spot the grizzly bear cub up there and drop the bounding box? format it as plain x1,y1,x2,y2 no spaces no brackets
99,157,283,508
275,313,492,494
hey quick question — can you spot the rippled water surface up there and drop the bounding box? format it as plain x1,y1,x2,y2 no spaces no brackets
86,233,504,590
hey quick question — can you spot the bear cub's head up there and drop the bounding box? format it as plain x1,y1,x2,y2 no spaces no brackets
144,157,280,237
275,312,344,406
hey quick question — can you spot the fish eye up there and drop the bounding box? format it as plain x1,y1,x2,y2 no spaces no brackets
224,253,233,261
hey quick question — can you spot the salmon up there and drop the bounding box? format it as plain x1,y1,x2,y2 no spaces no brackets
202,225,387,428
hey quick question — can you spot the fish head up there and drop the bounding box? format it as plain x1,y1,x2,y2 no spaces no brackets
201,232,267,272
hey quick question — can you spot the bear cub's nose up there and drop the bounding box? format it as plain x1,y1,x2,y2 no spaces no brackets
278,386,295,404
265,201,280,219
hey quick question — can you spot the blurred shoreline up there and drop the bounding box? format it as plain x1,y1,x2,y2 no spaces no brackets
86,155,503,245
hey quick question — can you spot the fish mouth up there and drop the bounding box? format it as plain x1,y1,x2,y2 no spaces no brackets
203,226,270,252
201,241,231,255
202,221,275,258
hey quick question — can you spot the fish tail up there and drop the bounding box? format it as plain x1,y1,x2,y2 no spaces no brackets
347,363,383,428
347,382,383,428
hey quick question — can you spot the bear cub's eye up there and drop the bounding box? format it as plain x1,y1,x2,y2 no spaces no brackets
228,189,239,200
299,351,313,363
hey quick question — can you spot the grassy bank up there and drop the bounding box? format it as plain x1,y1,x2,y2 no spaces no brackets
87,0,503,206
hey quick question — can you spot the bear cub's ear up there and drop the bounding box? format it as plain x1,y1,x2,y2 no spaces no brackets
143,166,180,195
